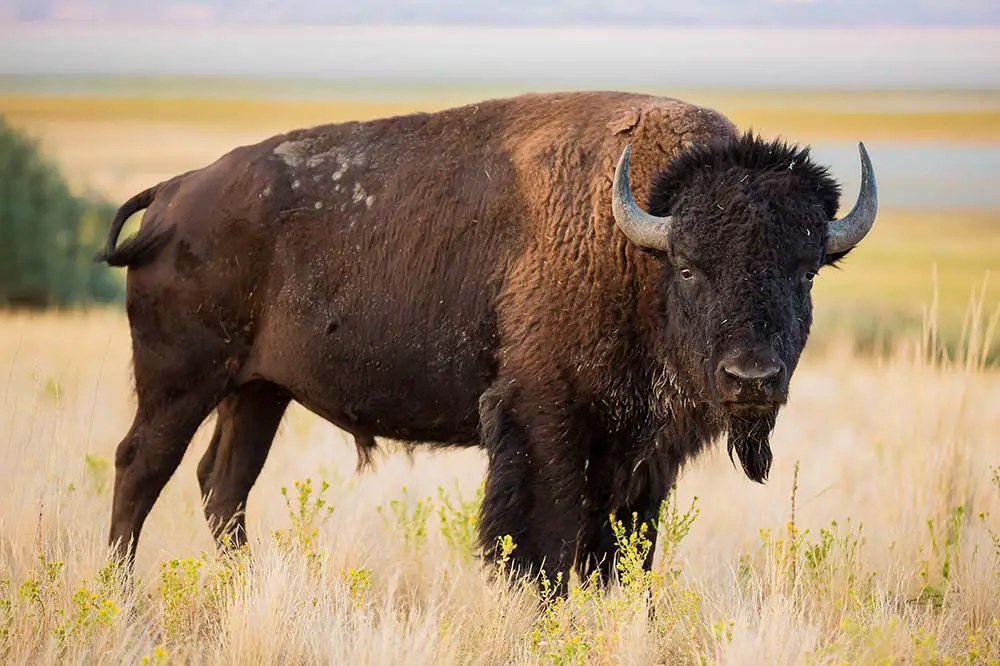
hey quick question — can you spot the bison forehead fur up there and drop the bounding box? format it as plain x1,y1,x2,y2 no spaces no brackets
98,90,875,592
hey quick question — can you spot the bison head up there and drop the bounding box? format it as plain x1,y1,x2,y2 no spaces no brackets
611,132,877,483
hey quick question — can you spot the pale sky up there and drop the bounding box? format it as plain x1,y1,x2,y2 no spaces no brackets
2,0,998,26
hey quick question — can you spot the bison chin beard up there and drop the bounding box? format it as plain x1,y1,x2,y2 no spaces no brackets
725,411,776,484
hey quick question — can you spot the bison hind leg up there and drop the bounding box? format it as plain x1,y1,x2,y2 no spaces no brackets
197,380,291,552
109,331,236,569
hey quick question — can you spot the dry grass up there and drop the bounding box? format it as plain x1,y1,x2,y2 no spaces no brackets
0,302,998,664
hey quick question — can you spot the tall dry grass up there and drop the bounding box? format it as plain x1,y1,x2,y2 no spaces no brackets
0,298,998,665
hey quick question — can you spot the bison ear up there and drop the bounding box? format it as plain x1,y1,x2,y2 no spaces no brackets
822,246,854,268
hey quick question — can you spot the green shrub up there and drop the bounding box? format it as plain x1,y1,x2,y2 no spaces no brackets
0,114,122,308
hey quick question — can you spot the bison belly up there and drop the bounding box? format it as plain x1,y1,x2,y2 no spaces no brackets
246,223,501,447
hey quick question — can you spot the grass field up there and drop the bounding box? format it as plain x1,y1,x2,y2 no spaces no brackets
0,307,998,664
1,85,999,663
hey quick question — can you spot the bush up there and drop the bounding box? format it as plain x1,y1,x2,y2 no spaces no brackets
0,113,123,308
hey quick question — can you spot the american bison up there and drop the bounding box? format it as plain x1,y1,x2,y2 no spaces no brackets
98,90,877,589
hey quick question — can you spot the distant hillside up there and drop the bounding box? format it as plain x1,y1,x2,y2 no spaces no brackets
3,0,999,26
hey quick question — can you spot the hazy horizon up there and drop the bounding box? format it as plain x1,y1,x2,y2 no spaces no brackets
2,24,999,90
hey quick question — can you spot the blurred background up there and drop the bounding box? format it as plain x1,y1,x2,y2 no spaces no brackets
1,1,998,359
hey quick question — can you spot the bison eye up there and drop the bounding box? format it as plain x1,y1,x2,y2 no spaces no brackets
804,271,816,283
679,267,695,280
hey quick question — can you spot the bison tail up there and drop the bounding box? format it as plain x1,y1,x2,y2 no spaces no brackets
95,184,172,268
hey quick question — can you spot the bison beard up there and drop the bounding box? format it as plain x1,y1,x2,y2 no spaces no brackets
726,411,776,483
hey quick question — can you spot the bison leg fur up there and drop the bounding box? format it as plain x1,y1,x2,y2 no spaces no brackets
477,381,588,596
107,274,248,571
197,381,290,552
577,454,677,586
577,491,665,586
108,367,229,571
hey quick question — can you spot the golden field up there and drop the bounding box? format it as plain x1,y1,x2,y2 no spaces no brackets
1,87,999,664
0,305,998,664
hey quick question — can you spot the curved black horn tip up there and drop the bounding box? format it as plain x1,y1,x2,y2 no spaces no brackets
858,141,875,179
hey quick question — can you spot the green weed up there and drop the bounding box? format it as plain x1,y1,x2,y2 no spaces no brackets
437,481,484,561
271,477,335,575
83,453,109,496
378,485,434,551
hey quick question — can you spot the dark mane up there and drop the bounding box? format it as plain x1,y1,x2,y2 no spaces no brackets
646,130,843,220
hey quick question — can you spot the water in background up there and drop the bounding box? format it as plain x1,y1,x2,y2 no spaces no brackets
809,142,1000,209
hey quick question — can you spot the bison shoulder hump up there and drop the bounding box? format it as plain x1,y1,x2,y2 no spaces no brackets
625,100,738,148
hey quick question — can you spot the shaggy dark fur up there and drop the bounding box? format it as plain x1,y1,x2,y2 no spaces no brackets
97,91,865,594
639,130,847,489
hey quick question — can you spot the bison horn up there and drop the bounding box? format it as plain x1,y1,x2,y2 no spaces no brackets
611,144,674,251
826,141,878,255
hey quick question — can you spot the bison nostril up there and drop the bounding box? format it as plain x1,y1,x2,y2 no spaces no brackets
722,362,781,382
716,353,787,405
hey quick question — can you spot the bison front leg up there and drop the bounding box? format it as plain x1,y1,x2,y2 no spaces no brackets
477,380,589,595
577,451,677,587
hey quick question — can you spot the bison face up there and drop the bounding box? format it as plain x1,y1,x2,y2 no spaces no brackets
612,132,877,482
